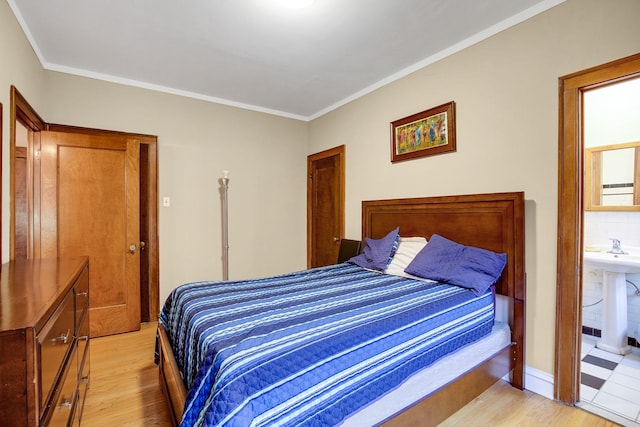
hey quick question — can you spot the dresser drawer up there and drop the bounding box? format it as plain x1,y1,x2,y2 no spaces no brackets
45,347,78,427
77,310,89,370
76,269,90,427
76,348,90,427
38,290,75,410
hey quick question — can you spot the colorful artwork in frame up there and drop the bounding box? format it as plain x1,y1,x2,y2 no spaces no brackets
391,101,456,163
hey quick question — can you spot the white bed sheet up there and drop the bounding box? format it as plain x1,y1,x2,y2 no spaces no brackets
341,321,512,426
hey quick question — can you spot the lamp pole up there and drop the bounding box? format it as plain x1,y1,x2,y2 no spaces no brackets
221,170,230,280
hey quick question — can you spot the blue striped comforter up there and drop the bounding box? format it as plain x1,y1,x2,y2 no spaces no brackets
160,263,494,427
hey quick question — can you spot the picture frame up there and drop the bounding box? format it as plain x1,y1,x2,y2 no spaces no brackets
390,101,456,163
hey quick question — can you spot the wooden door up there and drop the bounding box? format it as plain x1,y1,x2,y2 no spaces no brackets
40,131,141,337
307,146,345,267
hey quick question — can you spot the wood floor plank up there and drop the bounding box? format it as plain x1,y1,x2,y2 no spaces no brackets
440,380,619,427
81,322,172,426
81,322,619,426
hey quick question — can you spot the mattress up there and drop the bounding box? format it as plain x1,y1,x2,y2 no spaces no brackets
342,321,512,425
159,263,496,427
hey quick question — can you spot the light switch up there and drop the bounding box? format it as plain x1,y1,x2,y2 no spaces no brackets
163,197,171,207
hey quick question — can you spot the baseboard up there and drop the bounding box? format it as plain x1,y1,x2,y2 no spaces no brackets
524,365,555,400
503,364,554,399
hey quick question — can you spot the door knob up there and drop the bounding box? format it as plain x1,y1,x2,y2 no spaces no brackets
130,242,146,254
333,237,340,242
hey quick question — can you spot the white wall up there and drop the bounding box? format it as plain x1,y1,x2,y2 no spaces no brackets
584,78,640,149
1,0,310,307
41,73,310,305
308,0,640,376
0,0,47,264
583,210,640,339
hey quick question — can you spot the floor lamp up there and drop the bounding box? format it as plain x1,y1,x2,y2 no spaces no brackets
221,170,230,280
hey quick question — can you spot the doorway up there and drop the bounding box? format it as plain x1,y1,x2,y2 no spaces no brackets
9,86,159,335
555,53,640,409
307,145,345,268
579,76,640,423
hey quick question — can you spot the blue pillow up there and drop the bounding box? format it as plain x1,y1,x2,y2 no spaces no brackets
404,234,507,296
348,227,400,271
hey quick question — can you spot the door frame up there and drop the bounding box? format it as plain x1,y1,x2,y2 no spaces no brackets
10,87,46,261
0,102,2,261
307,145,345,267
555,53,640,403
9,86,161,322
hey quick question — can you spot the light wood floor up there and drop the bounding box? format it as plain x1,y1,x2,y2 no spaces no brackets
81,322,171,426
82,322,619,427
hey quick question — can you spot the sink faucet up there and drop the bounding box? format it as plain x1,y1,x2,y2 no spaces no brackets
608,238,628,254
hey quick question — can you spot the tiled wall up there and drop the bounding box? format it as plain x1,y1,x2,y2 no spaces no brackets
583,211,640,341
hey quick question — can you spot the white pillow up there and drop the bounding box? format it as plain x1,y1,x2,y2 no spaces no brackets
385,237,428,278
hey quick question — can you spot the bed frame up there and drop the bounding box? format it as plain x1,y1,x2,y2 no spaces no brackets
156,191,525,426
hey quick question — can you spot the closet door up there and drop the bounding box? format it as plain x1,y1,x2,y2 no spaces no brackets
307,146,345,268
40,131,141,337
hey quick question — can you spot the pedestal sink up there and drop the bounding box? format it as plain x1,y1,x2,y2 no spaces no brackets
583,249,640,355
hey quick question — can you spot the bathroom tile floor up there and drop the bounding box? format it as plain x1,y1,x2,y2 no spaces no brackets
579,334,640,426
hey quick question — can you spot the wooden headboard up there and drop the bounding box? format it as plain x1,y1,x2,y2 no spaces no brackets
362,191,526,388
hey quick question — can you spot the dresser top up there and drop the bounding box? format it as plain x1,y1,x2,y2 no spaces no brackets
0,257,89,331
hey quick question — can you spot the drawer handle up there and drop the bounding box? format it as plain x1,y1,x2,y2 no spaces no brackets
77,291,88,297
57,395,73,411
51,329,71,345
81,376,89,384
79,335,89,341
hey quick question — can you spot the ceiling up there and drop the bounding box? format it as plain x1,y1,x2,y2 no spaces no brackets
8,0,563,121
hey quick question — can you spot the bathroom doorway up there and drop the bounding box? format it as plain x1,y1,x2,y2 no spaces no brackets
555,52,640,425
579,77,640,424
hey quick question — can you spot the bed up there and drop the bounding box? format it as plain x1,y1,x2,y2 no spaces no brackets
156,191,525,426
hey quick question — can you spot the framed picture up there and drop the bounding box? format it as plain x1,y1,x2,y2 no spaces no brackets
390,101,456,163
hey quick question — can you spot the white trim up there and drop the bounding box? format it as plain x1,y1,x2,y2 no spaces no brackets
7,0,566,122
523,364,555,400
42,64,310,122
307,0,566,120
502,364,554,399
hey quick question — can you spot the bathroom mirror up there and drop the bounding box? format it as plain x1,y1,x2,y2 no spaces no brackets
585,141,640,211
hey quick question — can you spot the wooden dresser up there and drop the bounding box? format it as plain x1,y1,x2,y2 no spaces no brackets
0,257,90,427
